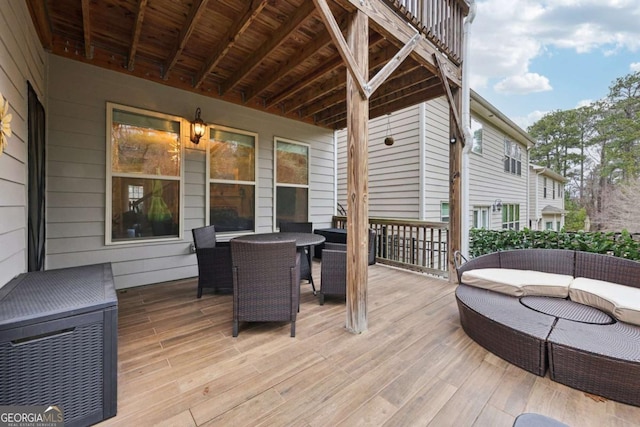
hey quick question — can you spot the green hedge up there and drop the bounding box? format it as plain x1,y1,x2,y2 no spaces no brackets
469,229,640,260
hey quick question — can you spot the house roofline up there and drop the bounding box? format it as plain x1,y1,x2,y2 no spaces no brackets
470,89,536,149
530,164,567,182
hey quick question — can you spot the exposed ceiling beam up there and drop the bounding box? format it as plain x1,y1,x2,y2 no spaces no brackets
219,0,316,96
319,73,441,127
313,0,367,97
267,32,385,109
81,0,93,59
243,16,341,104
266,56,343,108
194,0,268,88
127,0,148,71
26,0,53,50
163,0,209,79
336,0,462,87
301,62,421,118
283,39,401,114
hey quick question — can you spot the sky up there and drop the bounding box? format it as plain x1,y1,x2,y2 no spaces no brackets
467,0,640,130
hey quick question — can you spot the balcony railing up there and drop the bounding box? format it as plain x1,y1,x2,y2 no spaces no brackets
332,216,449,277
389,0,468,63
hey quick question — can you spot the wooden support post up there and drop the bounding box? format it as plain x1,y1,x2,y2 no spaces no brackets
448,87,463,283
346,10,369,333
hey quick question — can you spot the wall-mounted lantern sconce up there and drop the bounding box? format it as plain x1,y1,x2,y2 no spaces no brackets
190,107,206,144
493,199,502,212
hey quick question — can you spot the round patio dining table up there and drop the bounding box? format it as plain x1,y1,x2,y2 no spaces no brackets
231,232,325,247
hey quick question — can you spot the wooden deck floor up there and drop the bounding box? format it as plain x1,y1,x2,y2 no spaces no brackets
100,263,640,427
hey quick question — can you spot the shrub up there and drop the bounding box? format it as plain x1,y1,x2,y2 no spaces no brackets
469,228,640,260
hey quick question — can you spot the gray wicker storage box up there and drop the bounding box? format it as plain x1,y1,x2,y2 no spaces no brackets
0,263,117,427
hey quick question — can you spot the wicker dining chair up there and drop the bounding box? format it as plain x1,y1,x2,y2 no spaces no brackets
230,239,301,337
318,230,376,304
191,225,233,297
279,221,316,294
319,242,347,305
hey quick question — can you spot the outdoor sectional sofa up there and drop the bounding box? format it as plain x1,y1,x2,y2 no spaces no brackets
454,249,640,407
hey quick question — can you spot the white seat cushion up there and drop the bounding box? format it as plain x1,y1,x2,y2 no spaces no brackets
461,268,573,298
570,277,640,326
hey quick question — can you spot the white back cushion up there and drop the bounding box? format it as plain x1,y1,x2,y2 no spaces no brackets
461,268,573,298
570,277,640,326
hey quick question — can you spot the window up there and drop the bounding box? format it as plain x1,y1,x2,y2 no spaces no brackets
207,126,257,233
543,177,547,198
501,204,520,230
503,139,522,175
558,182,563,199
274,138,309,227
471,118,483,154
546,221,554,230
557,221,561,231
107,103,182,243
552,181,556,199
473,207,489,229
441,202,450,222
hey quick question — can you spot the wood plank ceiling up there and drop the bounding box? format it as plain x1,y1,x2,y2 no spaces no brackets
27,0,462,130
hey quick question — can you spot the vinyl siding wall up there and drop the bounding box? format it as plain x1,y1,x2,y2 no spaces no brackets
46,56,334,289
468,117,529,231
336,104,421,219
336,96,530,229
0,1,47,288
423,98,450,222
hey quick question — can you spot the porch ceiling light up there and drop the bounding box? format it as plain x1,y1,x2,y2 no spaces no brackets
493,199,502,212
190,107,206,144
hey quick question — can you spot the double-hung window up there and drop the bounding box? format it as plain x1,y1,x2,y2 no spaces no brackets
207,126,257,233
504,139,522,175
441,202,450,222
543,177,547,198
275,138,309,227
502,204,520,230
473,207,490,229
107,103,183,244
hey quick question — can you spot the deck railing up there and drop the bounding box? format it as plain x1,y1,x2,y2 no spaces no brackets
390,0,468,63
332,216,449,277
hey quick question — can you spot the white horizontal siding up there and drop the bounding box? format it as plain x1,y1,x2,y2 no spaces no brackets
424,98,450,222
0,1,46,288
337,104,421,219
46,56,334,289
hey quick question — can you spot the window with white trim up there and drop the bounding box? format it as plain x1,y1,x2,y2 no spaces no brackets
207,126,257,233
543,177,547,198
502,204,520,230
504,139,522,175
107,103,182,243
274,138,310,227
441,202,450,222
546,221,554,230
471,118,483,154
473,207,490,229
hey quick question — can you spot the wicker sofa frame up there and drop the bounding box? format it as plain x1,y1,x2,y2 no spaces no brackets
455,249,640,407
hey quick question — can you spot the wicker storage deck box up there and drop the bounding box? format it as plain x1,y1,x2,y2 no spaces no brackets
0,263,117,427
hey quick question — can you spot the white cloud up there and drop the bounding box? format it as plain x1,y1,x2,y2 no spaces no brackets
494,73,552,94
514,110,548,130
469,0,640,92
631,62,640,71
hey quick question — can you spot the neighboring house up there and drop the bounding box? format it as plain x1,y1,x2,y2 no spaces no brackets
529,165,567,231
337,90,535,232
